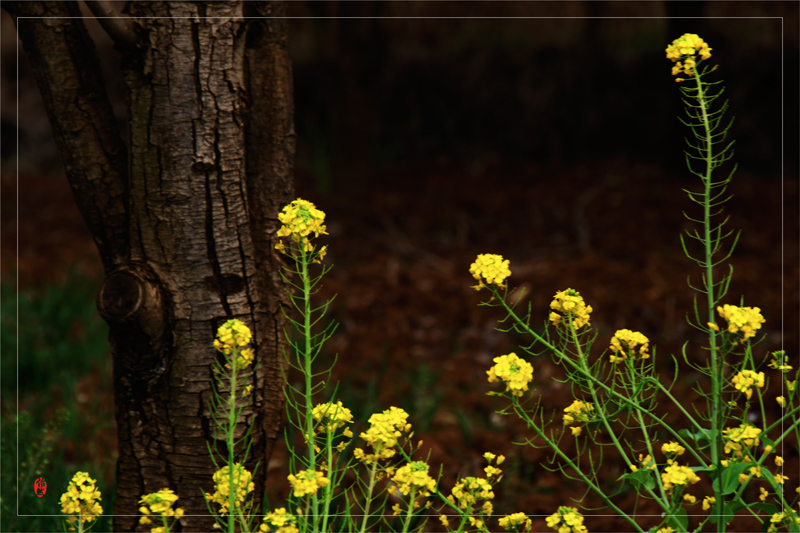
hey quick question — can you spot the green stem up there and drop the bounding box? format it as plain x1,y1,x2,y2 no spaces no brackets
692,69,725,533
511,396,647,533
358,461,379,533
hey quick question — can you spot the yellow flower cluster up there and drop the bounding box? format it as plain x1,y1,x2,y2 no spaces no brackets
354,407,411,464
731,370,765,399
214,319,254,370
722,423,761,455
609,329,650,363
499,512,532,532
546,506,587,533
661,463,701,491
275,198,328,258
563,400,595,436
768,351,793,373
59,471,103,531
449,476,494,511
661,441,686,457
259,508,299,533
665,33,712,77
311,401,354,435
717,304,765,340
549,289,593,329
630,453,657,472
391,461,436,499
139,488,184,531
469,253,512,291
287,469,329,498
768,510,800,533
204,463,254,515
487,353,534,397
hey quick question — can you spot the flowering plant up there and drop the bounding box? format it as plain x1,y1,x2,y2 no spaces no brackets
468,33,799,533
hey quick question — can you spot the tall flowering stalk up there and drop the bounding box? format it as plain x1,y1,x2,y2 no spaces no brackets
275,198,344,532
470,34,800,533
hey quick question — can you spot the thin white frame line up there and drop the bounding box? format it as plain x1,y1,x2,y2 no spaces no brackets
12,12,789,523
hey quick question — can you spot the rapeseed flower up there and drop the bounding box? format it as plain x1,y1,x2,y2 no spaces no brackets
275,198,328,258
702,496,716,511
204,463,254,515
661,464,701,491
549,289,592,329
487,353,534,397
717,304,765,341
563,399,595,429
390,461,436,499
448,476,494,511
731,370,765,399
214,319,254,370
354,406,411,464
609,329,650,363
259,508,299,533
546,506,587,533
311,401,353,435
661,441,686,457
138,488,184,530
470,253,511,291
665,33,712,78
768,351,792,373
499,512,532,532
722,423,761,456
60,471,103,531
287,469,329,498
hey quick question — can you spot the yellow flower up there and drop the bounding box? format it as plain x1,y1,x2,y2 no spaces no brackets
450,476,494,511
717,304,765,340
723,423,761,454
138,488,184,531
260,508,299,533
777,396,787,408
287,469,329,498
731,370,765,399
776,455,784,466
546,506,587,533
550,289,592,329
439,515,450,528
214,319,254,370
702,496,716,511
775,474,789,485
661,441,686,456
609,329,650,363
392,461,436,499
275,198,328,256
760,487,769,502
658,528,676,533
683,494,697,504
661,464,700,490
204,464,254,515
570,426,582,437
665,33,712,77
60,472,103,531
768,351,793,373
487,353,534,397
563,400,595,427
470,253,511,291
499,512,532,531
311,401,353,434
355,407,412,464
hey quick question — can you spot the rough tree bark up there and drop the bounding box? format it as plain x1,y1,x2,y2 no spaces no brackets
6,1,295,530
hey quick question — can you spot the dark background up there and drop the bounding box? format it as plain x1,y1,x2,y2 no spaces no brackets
2,2,798,531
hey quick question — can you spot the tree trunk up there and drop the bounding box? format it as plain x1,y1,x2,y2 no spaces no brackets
6,1,294,531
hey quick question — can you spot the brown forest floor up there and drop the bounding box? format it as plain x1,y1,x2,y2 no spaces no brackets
3,155,798,531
